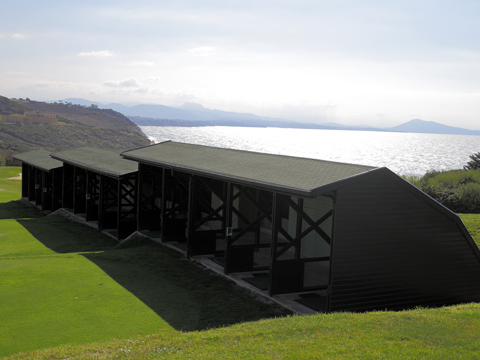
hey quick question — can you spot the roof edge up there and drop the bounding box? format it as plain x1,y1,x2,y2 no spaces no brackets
121,153,312,197
310,167,383,196
121,140,172,156
50,154,137,179
13,152,63,172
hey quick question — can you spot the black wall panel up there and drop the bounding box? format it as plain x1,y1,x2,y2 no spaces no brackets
330,173,480,312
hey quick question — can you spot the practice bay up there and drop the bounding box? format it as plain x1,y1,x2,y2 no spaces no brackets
140,126,480,176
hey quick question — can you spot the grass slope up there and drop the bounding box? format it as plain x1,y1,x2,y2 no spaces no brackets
0,168,289,358
6,304,480,359
0,167,23,202
460,213,480,246
0,171,174,357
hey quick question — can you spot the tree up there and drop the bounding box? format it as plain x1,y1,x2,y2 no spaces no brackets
464,152,480,170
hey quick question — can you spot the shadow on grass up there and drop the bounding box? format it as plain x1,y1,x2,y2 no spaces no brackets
82,236,292,331
0,200,45,220
17,216,118,253
14,205,291,331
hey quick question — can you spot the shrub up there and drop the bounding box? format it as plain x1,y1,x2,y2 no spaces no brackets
404,169,480,213
460,183,480,213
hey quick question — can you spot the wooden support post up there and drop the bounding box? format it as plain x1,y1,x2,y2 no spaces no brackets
117,178,122,241
254,190,260,245
35,168,42,205
85,171,90,220
160,168,167,241
28,166,35,201
136,163,143,232
295,197,304,260
72,167,77,213
40,171,45,210
326,191,337,313
186,175,196,258
98,175,104,230
269,192,281,296
21,163,28,198
224,182,233,274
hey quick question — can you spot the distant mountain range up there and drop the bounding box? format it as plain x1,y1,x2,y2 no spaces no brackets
58,98,480,136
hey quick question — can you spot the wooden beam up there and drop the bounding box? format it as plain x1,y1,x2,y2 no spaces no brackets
187,175,196,258
269,192,280,296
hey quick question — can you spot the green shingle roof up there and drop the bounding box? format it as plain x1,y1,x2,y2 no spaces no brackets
122,141,378,196
12,150,63,172
51,147,137,178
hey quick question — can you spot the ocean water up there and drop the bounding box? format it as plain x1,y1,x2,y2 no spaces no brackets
140,126,480,176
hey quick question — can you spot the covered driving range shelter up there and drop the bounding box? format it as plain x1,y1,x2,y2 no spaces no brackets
50,147,138,240
122,141,480,313
12,149,63,212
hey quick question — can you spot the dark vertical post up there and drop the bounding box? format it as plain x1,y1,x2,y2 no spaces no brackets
117,178,122,241
98,175,104,230
254,189,260,245
136,163,143,232
35,168,41,205
133,172,139,233
295,197,304,260
51,170,57,211
160,168,167,241
221,182,227,235
44,172,53,211
40,171,46,211
268,192,280,296
224,182,233,274
61,165,66,208
28,166,35,201
326,191,337,313
72,167,77,213
85,171,90,220
186,175,196,258
21,163,28,197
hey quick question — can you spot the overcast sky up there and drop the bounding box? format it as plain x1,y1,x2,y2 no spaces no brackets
2,0,480,128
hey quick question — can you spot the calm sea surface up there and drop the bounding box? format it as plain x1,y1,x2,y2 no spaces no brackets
140,126,480,176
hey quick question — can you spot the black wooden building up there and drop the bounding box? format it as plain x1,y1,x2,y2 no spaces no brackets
122,141,480,312
12,149,63,212
50,147,139,240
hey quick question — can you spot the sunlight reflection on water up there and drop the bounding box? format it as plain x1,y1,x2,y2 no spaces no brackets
140,126,480,175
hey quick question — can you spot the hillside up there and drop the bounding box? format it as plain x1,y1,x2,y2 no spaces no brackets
25,99,144,134
62,98,480,136
387,119,480,135
0,97,151,164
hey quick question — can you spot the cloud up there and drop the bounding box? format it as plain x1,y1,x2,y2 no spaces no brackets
103,78,140,88
134,87,149,94
78,50,115,58
129,61,155,67
188,47,214,57
0,33,28,39
11,33,28,39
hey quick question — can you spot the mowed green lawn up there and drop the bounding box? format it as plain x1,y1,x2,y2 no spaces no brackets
0,167,23,203
0,167,288,358
0,167,173,357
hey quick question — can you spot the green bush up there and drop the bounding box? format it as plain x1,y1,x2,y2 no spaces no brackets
460,183,480,213
405,169,480,214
